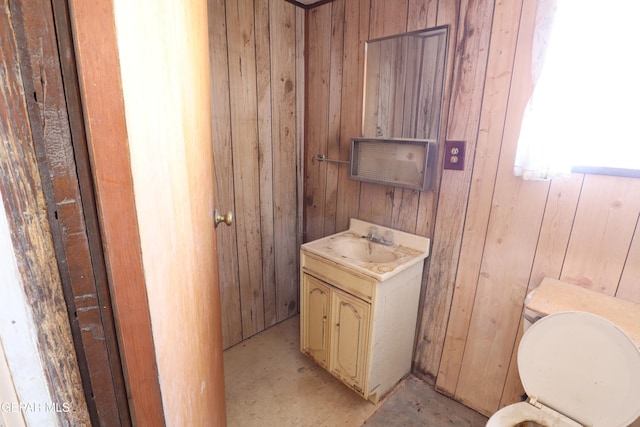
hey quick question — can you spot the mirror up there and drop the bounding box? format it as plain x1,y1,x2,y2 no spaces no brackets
363,26,448,141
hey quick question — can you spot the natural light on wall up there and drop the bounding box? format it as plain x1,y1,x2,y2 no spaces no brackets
514,0,640,180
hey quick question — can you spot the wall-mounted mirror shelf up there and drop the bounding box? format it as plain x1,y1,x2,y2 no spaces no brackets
315,26,448,192
363,25,448,142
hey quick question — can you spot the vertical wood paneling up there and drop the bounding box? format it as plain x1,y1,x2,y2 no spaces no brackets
415,0,492,386
413,0,453,242
618,223,640,303
499,173,583,408
523,174,584,290
369,0,409,39
296,7,305,249
357,183,394,225
454,177,549,412
226,0,265,339
401,37,421,137
209,0,242,349
304,5,449,389
433,0,523,395
271,0,300,320
391,189,421,232
335,0,369,232
362,41,382,136
376,38,400,136
411,0,453,375
323,0,346,236
407,0,438,29
256,0,277,329
210,0,302,348
392,38,409,137
451,0,552,412
358,0,410,227
305,5,332,242
303,0,640,417
560,174,640,294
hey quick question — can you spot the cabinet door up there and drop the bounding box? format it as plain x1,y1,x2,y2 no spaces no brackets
330,289,370,393
301,274,331,367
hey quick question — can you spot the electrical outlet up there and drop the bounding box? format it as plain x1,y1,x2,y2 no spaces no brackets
443,140,465,170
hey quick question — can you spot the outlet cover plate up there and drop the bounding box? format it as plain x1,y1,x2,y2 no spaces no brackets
443,140,465,170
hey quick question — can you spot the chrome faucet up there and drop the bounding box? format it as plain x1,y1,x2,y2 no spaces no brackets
366,226,394,246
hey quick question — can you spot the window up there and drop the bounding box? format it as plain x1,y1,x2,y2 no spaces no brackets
514,0,640,180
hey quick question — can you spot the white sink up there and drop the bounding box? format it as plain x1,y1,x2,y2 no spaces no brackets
301,219,430,281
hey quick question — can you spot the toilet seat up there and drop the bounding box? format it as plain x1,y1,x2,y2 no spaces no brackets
486,401,580,427
488,311,640,427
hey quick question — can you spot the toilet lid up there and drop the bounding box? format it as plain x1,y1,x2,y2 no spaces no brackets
518,311,640,427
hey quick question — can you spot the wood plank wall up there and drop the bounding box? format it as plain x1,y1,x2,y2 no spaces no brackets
208,0,304,349
304,0,640,417
0,2,89,424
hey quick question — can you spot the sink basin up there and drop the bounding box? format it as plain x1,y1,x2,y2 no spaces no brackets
301,219,430,281
331,237,399,263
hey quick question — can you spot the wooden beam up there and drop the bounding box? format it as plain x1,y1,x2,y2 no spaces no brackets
11,0,132,424
66,0,165,424
0,2,89,424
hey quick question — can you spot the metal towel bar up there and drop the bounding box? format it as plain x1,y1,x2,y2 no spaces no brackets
314,154,350,165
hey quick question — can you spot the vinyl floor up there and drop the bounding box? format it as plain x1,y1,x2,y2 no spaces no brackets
224,315,488,427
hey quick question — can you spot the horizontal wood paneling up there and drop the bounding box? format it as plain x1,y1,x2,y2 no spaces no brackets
303,0,640,418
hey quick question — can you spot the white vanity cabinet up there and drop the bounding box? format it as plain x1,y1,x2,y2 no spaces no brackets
300,220,429,403
301,271,371,393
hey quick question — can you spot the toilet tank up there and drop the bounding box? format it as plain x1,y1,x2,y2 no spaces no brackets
523,277,640,346
522,290,544,332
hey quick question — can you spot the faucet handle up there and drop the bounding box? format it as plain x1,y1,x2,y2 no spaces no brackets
368,226,379,238
383,230,394,245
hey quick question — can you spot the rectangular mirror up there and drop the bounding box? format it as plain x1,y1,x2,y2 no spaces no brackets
363,26,448,141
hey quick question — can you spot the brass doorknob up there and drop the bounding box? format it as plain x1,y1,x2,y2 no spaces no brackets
214,209,233,227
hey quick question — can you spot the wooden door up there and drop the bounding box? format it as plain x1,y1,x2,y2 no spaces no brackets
331,289,370,392
68,0,226,425
301,274,332,367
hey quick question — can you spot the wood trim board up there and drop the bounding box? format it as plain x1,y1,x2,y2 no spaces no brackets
66,0,165,424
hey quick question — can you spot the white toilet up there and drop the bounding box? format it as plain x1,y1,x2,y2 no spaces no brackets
487,279,640,427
